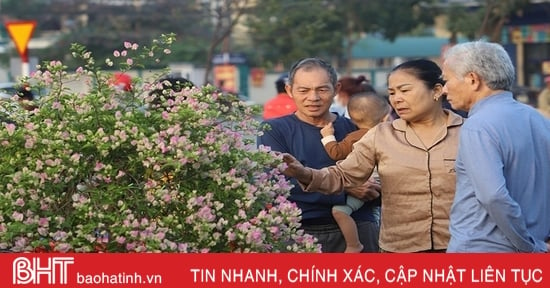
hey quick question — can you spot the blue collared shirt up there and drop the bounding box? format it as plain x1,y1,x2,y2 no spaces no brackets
448,91,550,252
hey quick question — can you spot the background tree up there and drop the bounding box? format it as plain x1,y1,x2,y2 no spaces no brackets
443,0,531,43
200,0,252,85
245,0,345,70
41,0,208,70
246,0,436,73
1,0,252,85
0,0,539,78
446,4,481,42
478,0,530,42
335,0,437,75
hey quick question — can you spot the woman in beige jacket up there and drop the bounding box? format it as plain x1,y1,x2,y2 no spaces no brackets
281,59,464,252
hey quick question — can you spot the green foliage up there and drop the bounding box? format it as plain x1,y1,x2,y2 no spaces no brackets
1,0,454,72
367,0,436,41
444,0,532,42
246,0,346,68
446,4,483,40
247,0,437,68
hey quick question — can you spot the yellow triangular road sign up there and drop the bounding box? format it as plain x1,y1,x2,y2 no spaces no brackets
4,20,37,61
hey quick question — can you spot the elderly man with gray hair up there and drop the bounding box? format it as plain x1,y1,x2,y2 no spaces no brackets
441,40,550,253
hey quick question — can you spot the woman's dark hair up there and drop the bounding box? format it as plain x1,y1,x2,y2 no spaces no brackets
338,75,376,96
389,59,468,118
390,59,444,89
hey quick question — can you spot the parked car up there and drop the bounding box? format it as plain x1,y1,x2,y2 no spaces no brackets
0,82,43,115
0,82,19,100
0,82,47,102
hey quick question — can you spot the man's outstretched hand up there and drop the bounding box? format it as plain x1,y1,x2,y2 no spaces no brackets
280,153,312,184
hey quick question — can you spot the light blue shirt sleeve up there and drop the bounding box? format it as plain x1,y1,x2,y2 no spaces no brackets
460,127,538,252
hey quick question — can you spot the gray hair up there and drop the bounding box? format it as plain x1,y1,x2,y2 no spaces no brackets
443,41,515,91
288,58,338,88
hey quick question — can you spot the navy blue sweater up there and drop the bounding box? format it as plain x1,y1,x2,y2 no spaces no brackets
257,114,379,223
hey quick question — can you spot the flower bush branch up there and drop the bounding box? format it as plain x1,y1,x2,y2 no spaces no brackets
0,34,320,253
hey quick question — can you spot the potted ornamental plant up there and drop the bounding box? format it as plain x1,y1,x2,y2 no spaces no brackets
0,34,320,253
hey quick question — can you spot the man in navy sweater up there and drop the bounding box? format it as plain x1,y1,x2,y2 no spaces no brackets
257,58,381,252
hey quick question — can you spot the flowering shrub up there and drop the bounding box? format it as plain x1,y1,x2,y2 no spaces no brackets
0,34,320,253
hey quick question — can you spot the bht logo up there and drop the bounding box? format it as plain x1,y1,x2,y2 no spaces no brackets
12,256,74,285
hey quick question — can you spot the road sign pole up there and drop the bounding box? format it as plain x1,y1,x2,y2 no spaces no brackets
4,20,36,78
21,61,30,77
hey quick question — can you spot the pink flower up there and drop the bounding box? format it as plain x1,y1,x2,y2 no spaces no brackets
116,170,126,179
269,226,280,235
70,153,81,162
5,123,15,136
226,231,236,241
126,242,136,250
14,198,25,207
24,123,35,130
94,162,104,171
251,230,262,241
155,232,165,241
178,243,188,252
37,227,48,236
12,212,24,222
38,218,49,226
56,243,72,253
140,218,149,226
24,138,34,149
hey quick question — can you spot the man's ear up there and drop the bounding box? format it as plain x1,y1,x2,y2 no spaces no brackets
285,84,292,97
335,82,342,95
467,72,483,90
